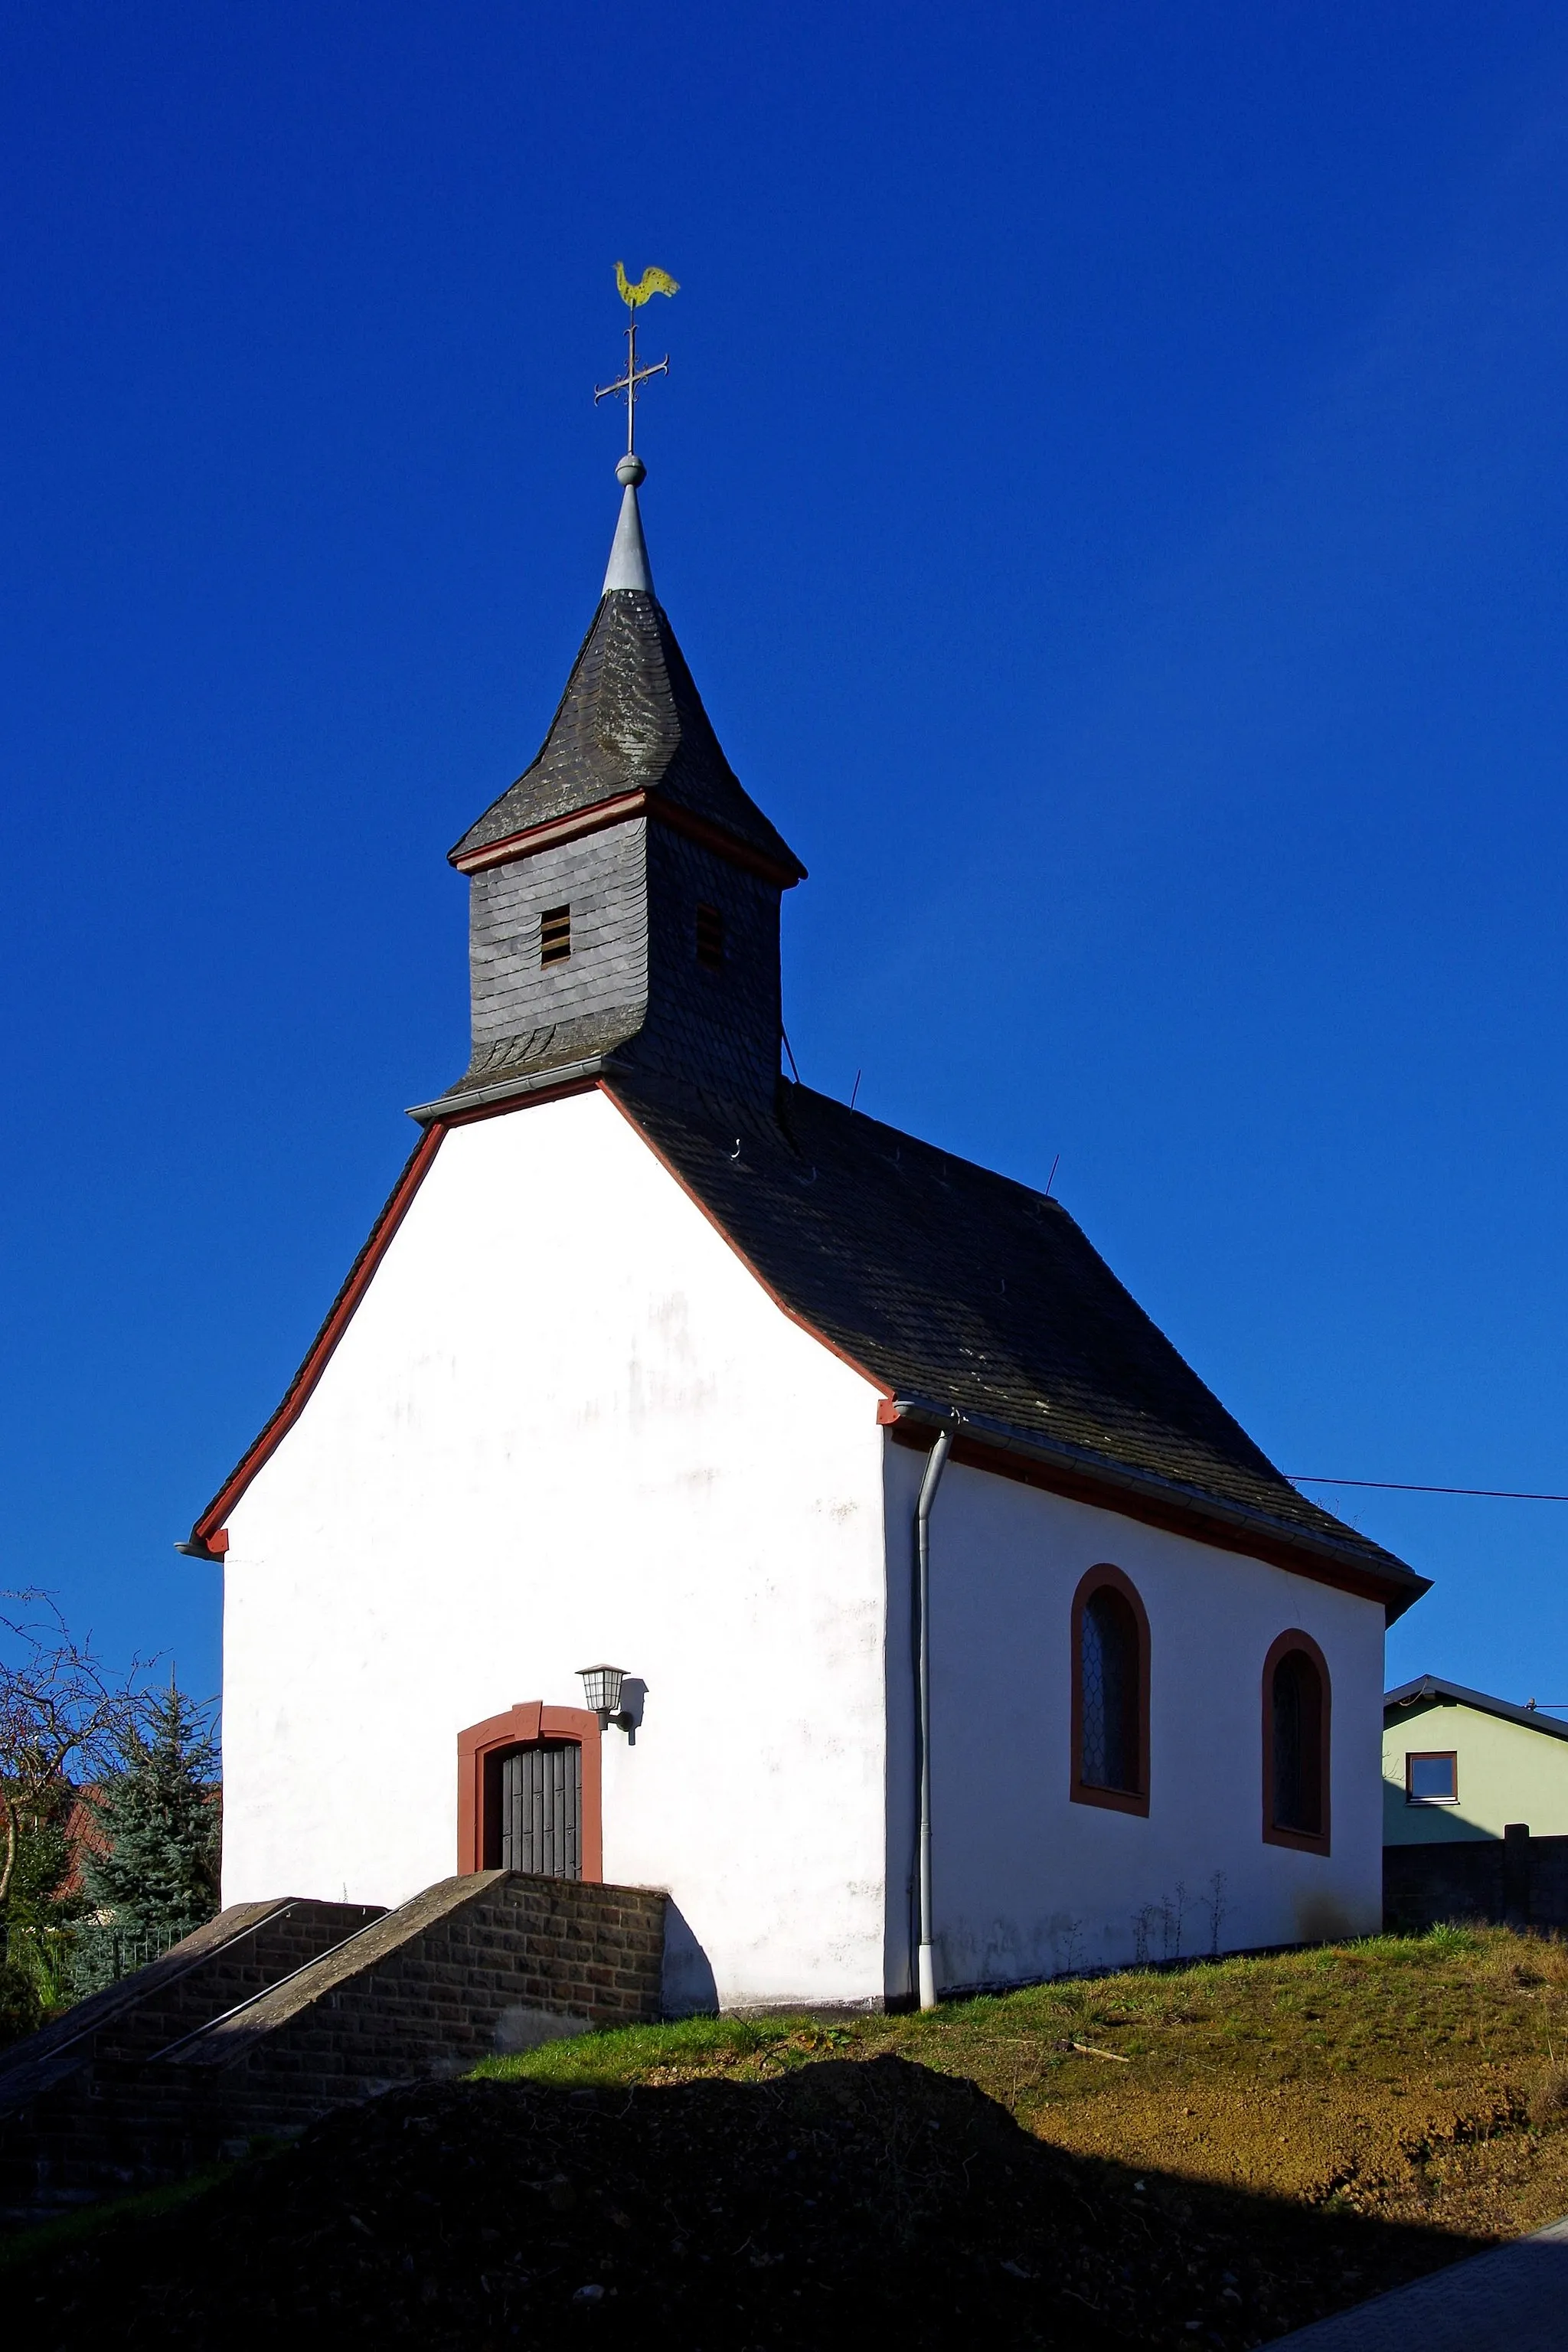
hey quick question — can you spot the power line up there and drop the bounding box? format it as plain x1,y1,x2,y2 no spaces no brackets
1292,1475,1568,1503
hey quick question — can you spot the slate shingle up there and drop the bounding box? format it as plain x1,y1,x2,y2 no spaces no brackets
451,590,805,877
608,1071,1424,1603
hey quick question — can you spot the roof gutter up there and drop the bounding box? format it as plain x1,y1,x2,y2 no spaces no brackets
175,1536,226,1565
405,1057,614,1126
885,1397,1428,1620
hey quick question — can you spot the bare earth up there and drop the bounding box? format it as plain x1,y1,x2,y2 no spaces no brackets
7,1925,1568,2346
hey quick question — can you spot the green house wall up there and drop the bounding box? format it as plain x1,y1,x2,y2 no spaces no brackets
1383,1696,1568,1844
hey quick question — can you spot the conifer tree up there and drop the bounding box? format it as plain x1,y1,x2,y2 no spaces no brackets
82,1682,220,1942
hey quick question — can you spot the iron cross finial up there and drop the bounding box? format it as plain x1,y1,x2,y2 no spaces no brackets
595,263,679,462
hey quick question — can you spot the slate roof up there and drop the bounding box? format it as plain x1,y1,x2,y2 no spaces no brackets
451,590,806,877
609,1071,1427,1609
189,1061,1430,1610
1384,1676,1568,1743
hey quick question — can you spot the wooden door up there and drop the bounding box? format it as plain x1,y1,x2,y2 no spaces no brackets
498,1739,582,1879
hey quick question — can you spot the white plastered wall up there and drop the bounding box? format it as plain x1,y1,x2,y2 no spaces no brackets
220,1089,890,2011
882,1444,1387,1992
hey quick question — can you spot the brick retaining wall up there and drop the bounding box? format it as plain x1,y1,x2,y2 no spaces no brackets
0,1898,381,2223
0,1873,666,2220
1384,1829,1568,1934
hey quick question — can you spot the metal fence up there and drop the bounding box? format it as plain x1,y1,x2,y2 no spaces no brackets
1,1919,180,2007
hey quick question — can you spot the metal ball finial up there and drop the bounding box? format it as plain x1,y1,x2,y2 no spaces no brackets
616,452,646,487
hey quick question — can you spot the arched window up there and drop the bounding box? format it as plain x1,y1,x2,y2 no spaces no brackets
1070,1566,1150,1815
1262,1632,1331,1854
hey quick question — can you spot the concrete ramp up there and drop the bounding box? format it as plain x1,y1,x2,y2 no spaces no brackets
1276,2212,1568,2349
0,1898,382,2222
152,1871,665,2123
0,1873,666,2220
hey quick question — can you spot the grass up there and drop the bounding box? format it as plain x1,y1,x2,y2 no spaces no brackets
11,1929,1568,2346
472,2009,861,2084
474,1925,1568,2239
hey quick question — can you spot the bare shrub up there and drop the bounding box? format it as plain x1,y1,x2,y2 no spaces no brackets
1,1590,145,1905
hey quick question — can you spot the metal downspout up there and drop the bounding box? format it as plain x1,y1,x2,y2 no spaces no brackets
913,1422,956,2011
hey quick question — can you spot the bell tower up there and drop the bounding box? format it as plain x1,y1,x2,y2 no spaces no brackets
415,273,805,1123
417,457,805,1121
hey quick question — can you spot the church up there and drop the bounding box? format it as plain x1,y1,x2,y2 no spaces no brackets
186,424,1429,2015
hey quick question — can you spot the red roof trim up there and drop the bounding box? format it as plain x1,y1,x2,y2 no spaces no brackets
450,792,805,889
600,1091,1408,1615
435,1072,603,1130
885,1416,1416,1616
188,1081,1413,1620
449,792,649,873
190,1122,448,1547
650,799,806,886
191,1078,884,1550
596,1083,892,1401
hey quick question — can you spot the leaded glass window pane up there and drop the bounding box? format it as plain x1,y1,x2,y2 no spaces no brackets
1271,1651,1323,1834
1081,1588,1136,1792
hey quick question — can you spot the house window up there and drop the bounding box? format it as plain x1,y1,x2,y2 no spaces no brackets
1070,1565,1150,1815
541,906,571,966
1406,1751,1459,1805
695,903,724,968
1262,1631,1331,1854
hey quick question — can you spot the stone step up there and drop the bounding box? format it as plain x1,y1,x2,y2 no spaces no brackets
0,1897,383,2223
0,1873,666,2221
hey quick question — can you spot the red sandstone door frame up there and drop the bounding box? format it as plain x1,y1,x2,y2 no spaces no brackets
456,1703,603,1880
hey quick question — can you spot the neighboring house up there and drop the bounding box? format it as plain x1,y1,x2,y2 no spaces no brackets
1383,1677,1568,1844
184,454,1429,2014
51,1785,221,1905
54,1788,109,1902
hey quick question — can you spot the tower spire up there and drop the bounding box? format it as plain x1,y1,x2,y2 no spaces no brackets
603,452,653,594
595,263,678,596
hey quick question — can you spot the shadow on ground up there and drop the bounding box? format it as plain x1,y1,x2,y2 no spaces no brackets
5,2055,1487,2347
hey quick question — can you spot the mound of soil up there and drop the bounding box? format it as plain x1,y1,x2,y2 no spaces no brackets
13,2056,1477,2348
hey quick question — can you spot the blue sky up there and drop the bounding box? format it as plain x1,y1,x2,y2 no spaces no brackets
2,3,1566,1709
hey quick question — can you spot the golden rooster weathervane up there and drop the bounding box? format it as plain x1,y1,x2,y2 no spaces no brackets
595,263,680,470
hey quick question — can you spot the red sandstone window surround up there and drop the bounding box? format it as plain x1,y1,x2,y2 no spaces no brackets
1070,1563,1151,1816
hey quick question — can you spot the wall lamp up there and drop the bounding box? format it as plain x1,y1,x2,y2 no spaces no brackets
579,1664,631,1731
